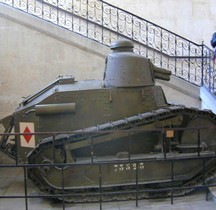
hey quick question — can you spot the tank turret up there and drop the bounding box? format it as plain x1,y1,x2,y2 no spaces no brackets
103,39,171,87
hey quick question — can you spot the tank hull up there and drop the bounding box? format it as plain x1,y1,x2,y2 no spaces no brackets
1,39,216,202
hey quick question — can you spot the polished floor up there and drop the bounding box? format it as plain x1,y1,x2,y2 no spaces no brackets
0,153,216,210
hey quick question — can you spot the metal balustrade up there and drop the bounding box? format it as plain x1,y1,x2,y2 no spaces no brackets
0,0,215,95
0,126,216,209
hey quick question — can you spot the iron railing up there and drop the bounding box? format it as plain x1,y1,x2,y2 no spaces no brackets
0,0,215,94
0,126,216,210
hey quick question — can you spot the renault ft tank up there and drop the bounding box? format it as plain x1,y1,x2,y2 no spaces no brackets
1,40,216,202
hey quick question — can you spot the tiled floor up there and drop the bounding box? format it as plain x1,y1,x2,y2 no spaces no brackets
0,153,216,210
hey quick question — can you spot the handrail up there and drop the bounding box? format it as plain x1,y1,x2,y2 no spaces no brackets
1,126,216,209
0,0,215,95
100,0,203,47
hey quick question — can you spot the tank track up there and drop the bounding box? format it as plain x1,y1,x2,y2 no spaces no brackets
28,105,216,202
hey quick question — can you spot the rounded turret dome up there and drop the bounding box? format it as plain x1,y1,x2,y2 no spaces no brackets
110,40,134,52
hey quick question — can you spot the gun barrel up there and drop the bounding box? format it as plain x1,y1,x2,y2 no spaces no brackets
152,64,171,81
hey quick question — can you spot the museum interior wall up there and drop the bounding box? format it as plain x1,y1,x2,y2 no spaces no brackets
0,4,110,119
0,1,215,120
105,0,216,48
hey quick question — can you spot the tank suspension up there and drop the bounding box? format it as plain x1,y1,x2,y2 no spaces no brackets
27,106,216,202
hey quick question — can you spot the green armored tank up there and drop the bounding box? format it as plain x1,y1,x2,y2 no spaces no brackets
0,40,216,201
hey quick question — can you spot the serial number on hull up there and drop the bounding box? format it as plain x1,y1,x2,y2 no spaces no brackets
114,163,145,172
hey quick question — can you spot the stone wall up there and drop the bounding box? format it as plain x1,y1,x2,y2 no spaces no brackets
105,0,216,48
0,4,109,118
0,3,203,119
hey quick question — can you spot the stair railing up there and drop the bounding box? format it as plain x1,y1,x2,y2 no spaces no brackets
0,0,215,95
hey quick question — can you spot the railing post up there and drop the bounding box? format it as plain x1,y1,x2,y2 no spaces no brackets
90,136,94,163
101,0,104,44
201,42,204,86
135,162,139,207
15,134,18,166
188,42,191,82
23,166,28,210
171,159,174,205
174,35,177,76
202,158,206,186
197,128,200,157
99,164,103,210
163,131,167,159
61,167,65,210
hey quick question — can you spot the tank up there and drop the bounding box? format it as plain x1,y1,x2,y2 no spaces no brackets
1,39,216,202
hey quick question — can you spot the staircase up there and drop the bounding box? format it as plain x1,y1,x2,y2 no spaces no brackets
0,0,215,96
